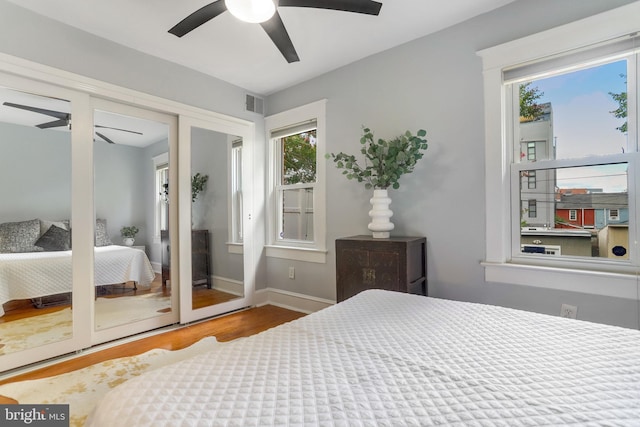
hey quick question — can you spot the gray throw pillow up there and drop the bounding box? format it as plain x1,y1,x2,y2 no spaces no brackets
0,219,40,253
95,218,113,247
39,219,70,237
35,225,71,251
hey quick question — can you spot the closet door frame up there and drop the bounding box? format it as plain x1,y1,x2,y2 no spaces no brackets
0,52,256,373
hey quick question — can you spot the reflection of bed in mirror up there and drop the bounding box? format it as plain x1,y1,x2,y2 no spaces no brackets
0,245,156,316
0,218,155,316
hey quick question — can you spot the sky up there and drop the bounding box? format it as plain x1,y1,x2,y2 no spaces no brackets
527,59,628,192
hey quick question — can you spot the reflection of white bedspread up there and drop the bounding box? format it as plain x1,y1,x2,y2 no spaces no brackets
88,290,640,426
0,245,155,316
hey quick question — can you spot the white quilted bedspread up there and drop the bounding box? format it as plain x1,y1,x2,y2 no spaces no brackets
87,290,640,426
0,245,155,315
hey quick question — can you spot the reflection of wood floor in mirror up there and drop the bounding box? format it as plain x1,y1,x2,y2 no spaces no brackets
192,285,240,309
1,273,171,324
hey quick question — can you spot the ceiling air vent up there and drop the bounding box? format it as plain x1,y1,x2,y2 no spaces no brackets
245,94,264,115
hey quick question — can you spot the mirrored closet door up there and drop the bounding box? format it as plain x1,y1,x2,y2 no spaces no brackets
178,116,252,324
0,75,91,372
91,99,178,345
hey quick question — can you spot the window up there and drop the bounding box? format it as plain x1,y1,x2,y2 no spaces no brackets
153,152,169,243
478,3,640,298
527,199,537,218
527,142,536,161
230,140,243,245
265,100,327,263
609,208,620,221
527,170,536,189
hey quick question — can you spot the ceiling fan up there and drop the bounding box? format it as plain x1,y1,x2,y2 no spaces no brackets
169,0,383,63
2,102,142,144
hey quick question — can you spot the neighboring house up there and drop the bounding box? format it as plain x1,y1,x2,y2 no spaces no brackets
519,103,555,228
556,193,628,230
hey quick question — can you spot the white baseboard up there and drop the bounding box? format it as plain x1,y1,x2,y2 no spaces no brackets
213,276,243,296
151,261,161,274
254,288,334,314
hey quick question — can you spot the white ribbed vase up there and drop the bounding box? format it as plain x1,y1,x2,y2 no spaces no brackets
368,189,394,238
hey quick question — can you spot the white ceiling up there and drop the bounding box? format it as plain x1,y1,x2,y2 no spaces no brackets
6,0,517,96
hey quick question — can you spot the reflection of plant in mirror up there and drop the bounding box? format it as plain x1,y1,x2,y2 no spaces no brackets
120,226,139,238
192,173,209,202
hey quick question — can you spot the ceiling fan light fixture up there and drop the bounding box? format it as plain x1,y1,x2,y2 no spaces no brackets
225,0,276,23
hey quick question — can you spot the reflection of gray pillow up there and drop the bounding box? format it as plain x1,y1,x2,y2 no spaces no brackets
0,219,40,253
35,225,70,251
39,219,70,237
95,219,112,247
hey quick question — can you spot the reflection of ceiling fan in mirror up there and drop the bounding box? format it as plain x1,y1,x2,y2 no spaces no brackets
1,102,142,144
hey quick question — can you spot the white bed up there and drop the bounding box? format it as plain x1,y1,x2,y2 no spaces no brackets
87,289,640,426
0,245,155,316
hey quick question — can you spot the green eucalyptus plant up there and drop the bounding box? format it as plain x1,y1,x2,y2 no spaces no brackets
120,226,139,238
327,127,428,190
191,173,209,202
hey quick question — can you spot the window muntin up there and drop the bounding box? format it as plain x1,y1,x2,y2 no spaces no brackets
510,57,634,264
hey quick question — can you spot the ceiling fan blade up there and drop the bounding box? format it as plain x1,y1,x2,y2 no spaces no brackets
36,119,70,129
95,124,143,135
3,102,70,120
169,1,227,37
278,0,382,15
260,11,300,63
95,132,116,144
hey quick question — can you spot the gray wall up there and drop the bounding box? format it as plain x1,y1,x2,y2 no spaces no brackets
0,121,154,251
191,128,243,282
0,123,71,223
265,0,640,328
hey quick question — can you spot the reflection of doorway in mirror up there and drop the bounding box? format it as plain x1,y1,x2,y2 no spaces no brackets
0,87,73,356
191,128,244,310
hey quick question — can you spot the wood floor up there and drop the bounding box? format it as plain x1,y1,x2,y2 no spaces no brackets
0,304,307,403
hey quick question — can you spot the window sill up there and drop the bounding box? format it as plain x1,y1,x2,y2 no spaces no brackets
265,245,327,263
226,242,243,254
482,261,638,299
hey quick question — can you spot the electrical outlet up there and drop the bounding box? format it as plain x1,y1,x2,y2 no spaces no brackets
560,303,578,319
288,266,295,279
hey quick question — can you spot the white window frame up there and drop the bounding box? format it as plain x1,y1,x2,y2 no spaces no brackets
477,2,640,299
153,152,169,244
227,138,243,254
569,210,577,221
265,100,327,263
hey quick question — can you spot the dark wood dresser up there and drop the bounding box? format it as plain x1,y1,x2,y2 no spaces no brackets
336,235,427,302
161,229,212,288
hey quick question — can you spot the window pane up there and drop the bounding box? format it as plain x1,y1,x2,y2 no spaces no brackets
520,164,629,259
280,188,314,241
281,130,317,185
518,60,628,161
